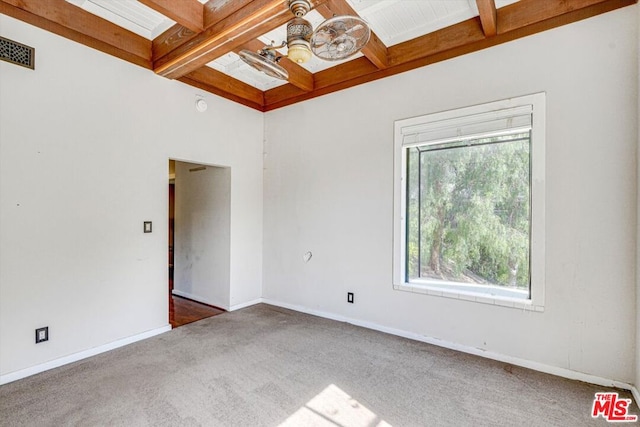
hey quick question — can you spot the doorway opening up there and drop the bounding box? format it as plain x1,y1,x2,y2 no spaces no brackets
169,159,226,327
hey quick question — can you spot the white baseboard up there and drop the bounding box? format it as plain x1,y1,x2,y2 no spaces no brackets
171,289,225,309
0,325,172,386
632,386,640,406
171,290,262,312
261,299,636,394
4,299,636,404
228,298,263,312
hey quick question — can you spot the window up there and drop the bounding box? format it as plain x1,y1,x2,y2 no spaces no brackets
393,93,545,310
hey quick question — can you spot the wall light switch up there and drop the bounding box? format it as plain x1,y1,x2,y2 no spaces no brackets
143,221,152,233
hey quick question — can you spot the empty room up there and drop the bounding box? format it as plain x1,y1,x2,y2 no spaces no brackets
1,0,639,425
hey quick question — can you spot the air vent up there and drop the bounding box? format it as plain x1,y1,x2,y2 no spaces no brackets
0,36,35,69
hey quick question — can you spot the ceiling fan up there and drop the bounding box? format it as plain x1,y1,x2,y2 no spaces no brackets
239,0,371,80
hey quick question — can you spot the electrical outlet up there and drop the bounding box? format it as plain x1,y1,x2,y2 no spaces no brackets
35,327,48,343
347,292,354,303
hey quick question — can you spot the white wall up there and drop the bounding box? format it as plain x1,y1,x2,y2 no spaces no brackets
0,15,263,377
264,6,639,384
174,162,231,308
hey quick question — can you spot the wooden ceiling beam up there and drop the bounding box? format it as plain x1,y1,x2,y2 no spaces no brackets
313,56,379,90
317,0,389,69
154,0,329,80
498,0,622,33
476,0,497,37
388,19,485,67
153,24,199,63
263,83,308,107
236,39,315,92
264,56,376,107
278,60,315,92
0,0,151,68
154,0,291,79
178,67,265,111
139,0,203,33
153,1,256,63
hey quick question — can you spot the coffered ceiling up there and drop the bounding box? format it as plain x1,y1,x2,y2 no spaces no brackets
0,0,636,111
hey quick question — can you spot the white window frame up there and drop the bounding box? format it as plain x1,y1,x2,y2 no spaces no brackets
393,93,546,311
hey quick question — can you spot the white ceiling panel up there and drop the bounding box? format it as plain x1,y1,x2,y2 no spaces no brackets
66,0,208,40
66,0,173,39
206,52,288,91
349,0,476,46
349,0,520,47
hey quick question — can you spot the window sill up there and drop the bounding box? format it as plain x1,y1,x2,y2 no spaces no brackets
393,282,545,312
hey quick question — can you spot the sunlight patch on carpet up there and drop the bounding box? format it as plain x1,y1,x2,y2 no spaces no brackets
279,384,391,427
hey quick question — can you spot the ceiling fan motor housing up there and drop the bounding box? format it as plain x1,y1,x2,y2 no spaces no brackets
240,0,371,77
287,17,313,64
289,0,311,17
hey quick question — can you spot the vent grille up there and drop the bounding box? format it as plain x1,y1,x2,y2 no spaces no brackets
0,37,35,69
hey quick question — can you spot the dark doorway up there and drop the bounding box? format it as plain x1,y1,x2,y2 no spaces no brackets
168,160,224,328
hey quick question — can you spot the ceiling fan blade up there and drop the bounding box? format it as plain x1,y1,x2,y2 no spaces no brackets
239,49,289,80
311,16,371,61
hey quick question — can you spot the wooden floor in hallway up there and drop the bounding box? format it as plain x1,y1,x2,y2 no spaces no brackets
169,294,225,328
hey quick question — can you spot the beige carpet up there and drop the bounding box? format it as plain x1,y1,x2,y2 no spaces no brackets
0,304,635,426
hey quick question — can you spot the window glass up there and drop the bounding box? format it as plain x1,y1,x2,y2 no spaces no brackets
393,93,545,309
